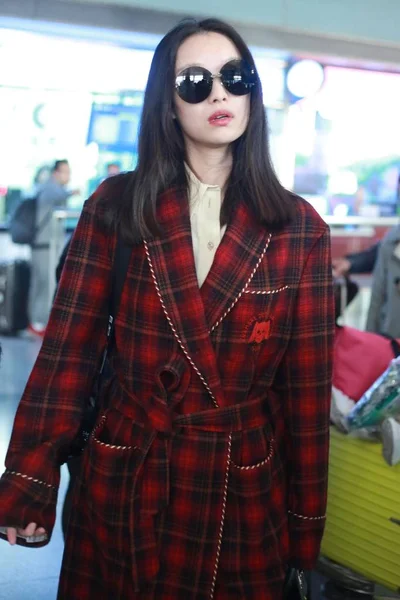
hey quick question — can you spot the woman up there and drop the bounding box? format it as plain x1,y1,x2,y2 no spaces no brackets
0,18,334,599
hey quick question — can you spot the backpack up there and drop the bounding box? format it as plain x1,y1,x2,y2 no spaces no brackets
9,197,52,245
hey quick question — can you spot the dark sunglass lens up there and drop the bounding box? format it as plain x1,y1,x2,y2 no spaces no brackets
175,67,212,104
221,60,257,96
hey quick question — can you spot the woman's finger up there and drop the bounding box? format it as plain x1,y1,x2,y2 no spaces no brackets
20,522,38,537
7,527,17,545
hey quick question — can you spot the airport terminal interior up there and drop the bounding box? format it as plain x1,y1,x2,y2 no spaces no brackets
0,0,399,598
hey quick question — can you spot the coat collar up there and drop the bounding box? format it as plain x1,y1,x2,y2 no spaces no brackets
144,187,270,408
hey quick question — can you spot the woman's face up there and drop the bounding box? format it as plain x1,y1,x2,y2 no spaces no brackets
174,32,251,151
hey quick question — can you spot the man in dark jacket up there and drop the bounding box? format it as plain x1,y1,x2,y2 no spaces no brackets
332,242,379,278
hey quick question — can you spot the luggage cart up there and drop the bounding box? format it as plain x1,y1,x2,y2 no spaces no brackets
318,428,400,599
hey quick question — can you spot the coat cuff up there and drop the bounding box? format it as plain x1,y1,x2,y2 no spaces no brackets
288,510,326,570
0,469,58,547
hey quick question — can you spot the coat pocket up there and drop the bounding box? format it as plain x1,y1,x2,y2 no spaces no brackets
84,411,160,591
230,425,273,470
86,413,142,522
219,431,288,583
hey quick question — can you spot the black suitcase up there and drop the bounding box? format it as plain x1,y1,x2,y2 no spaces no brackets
0,259,31,333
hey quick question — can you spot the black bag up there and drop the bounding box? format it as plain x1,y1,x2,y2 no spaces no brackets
283,568,308,600
10,197,53,245
64,238,132,461
0,259,31,333
333,275,359,323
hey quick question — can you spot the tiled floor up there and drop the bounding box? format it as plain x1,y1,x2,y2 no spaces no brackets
0,334,356,600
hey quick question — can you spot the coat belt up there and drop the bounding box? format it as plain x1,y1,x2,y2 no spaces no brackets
107,385,270,591
113,381,269,435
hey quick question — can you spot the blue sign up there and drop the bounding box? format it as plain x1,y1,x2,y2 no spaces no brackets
87,103,142,153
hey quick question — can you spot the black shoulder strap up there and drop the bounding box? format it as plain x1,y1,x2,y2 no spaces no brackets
98,237,132,375
110,237,132,321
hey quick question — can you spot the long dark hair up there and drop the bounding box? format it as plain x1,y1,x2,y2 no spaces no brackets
112,18,295,243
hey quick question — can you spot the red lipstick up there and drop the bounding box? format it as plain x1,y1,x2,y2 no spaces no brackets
208,110,234,126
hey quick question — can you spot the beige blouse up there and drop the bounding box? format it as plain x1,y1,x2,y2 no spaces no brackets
186,166,227,288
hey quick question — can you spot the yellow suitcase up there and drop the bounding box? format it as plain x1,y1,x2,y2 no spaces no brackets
321,428,400,593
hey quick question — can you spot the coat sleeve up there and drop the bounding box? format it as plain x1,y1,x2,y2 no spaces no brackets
365,241,388,334
0,185,115,547
273,226,334,570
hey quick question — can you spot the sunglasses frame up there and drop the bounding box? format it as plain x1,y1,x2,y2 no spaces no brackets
175,59,257,104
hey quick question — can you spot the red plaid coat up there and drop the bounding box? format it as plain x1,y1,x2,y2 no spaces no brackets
0,174,334,599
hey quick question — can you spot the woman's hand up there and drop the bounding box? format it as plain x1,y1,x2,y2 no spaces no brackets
6,523,47,545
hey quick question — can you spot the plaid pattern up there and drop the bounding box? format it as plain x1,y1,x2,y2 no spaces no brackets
0,176,334,599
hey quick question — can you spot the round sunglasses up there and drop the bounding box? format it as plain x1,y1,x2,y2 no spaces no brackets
175,59,258,104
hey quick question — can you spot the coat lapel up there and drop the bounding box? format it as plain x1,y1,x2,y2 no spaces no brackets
200,200,271,332
144,189,271,409
144,188,226,407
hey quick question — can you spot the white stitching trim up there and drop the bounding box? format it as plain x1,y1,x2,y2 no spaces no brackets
144,240,219,408
92,438,139,452
209,434,232,600
288,510,326,521
230,439,274,470
91,416,140,452
210,234,272,333
244,285,289,295
5,469,56,491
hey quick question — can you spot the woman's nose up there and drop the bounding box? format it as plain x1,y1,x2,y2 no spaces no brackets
208,77,227,103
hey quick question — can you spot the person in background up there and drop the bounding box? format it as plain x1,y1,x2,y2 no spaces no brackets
334,234,400,467
28,160,79,336
364,229,400,467
332,241,380,278
0,18,334,599
366,226,400,338
87,162,122,196
105,162,121,177
26,165,51,198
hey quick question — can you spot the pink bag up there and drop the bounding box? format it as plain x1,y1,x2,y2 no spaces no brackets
333,326,400,401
